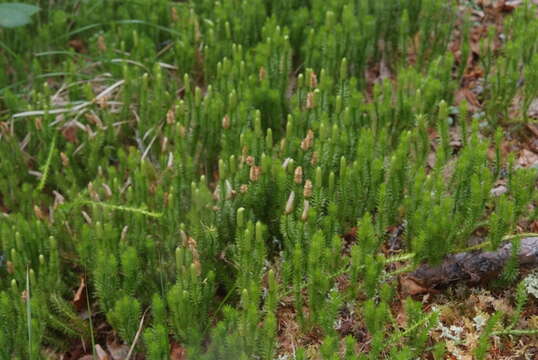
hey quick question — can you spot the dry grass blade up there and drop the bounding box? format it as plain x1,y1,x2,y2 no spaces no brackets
12,80,124,119
124,309,148,360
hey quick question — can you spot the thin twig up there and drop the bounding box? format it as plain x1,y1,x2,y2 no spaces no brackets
125,309,149,360
491,329,538,336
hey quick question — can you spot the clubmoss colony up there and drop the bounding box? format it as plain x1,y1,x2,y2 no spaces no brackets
1,0,538,358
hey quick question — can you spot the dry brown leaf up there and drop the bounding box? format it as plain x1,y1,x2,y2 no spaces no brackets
97,35,107,52
469,25,486,55
85,112,103,127
170,342,187,360
527,98,538,119
395,304,408,328
342,227,357,244
95,344,110,360
182,234,201,275
455,88,481,111
400,276,429,296
527,138,538,154
529,315,538,328
526,123,538,137
21,289,28,302
379,57,392,81
449,127,463,149
530,220,538,233
68,39,87,53
62,124,79,144
6,261,14,275
72,276,86,311
497,0,518,12
475,293,496,312
427,152,437,169
492,297,513,314
107,342,129,360
518,149,538,167
34,205,48,221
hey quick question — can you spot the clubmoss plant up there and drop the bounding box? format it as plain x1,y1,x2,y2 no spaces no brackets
1,0,537,358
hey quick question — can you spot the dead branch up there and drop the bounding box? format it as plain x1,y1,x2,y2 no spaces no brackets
405,237,538,289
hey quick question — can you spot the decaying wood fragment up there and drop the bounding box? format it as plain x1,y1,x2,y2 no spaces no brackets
404,237,538,291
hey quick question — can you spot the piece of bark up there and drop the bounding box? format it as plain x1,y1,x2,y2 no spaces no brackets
405,237,538,289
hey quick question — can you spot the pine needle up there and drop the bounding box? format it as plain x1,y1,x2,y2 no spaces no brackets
125,308,148,360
